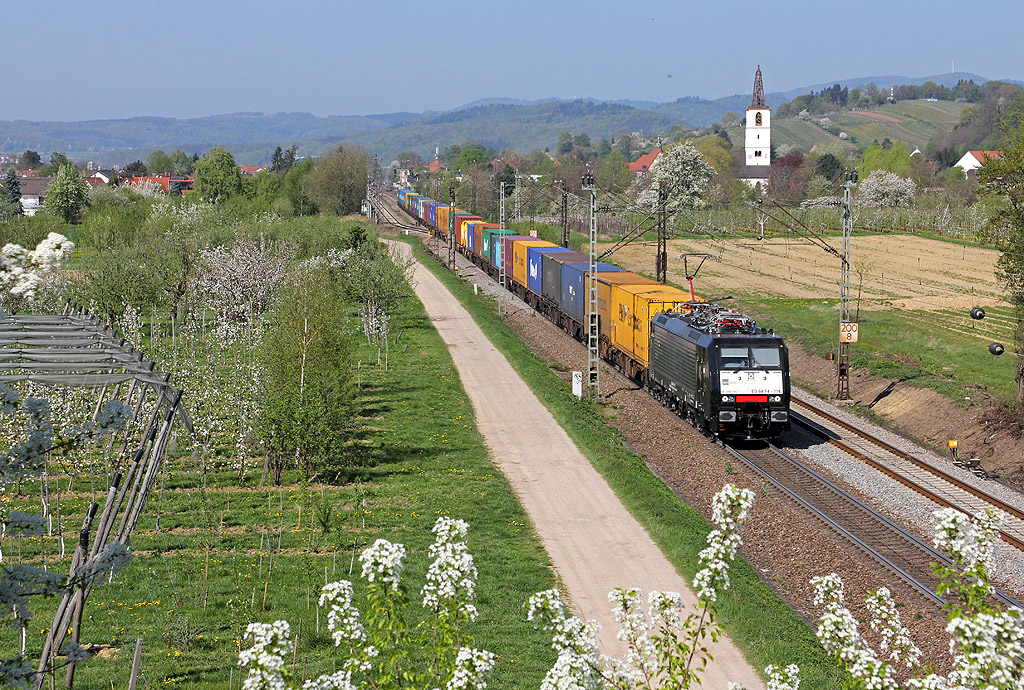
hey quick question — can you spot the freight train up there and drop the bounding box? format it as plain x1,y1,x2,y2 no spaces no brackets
396,188,790,439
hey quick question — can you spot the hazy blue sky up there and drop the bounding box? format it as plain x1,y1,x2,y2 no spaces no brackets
8,0,1023,121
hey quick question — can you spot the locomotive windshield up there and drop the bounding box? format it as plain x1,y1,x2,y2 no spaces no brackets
720,344,782,369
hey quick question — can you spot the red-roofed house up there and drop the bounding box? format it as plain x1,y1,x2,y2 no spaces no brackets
955,150,1002,177
426,158,446,173
239,165,268,176
120,176,194,194
629,147,661,175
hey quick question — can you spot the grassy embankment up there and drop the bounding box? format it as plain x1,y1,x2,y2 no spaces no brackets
4,281,559,689
399,235,842,690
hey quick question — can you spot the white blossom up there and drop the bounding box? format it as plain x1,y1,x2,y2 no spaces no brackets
239,620,292,690
694,484,755,601
446,647,496,690
765,663,801,690
422,517,478,621
358,539,406,590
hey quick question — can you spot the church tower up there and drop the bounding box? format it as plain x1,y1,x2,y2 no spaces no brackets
745,66,771,167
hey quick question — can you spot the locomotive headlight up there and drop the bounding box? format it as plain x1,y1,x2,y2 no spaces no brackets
722,395,734,403
770,395,782,403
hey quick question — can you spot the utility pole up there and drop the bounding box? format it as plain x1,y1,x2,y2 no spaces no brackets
582,171,600,400
448,183,457,270
500,181,506,230
837,170,858,400
514,172,522,223
555,179,568,248
656,179,668,283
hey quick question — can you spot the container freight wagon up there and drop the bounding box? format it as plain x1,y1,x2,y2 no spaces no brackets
526,245,574,298
539,251,587,305
493,235,528,275
482,227,513,263
511,239,554,289
648,306,790,439
560,263,624,328
609,283,692,374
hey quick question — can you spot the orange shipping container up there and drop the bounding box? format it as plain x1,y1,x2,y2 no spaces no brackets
609,284,691,367
512,239,554,287
592,273,659,340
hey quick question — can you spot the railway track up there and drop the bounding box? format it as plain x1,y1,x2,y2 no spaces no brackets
789,395,1024,552
724,441,1023,612
370,191,423,232
377,193,1024,613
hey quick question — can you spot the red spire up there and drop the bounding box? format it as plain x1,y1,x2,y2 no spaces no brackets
750,65,766,110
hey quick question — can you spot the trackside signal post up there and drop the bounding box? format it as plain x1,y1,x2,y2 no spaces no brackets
837,171,857,400
582,171,600,399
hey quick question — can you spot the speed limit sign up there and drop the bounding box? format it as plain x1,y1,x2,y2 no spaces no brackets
840,322,859,343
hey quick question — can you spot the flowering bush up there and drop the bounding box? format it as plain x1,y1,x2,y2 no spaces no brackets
237,516,493,690
857,170,917,208
807,507,1022,690
0,232,75,310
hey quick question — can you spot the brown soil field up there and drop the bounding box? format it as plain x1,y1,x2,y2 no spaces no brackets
609,233,1024,487
612,233,1006,308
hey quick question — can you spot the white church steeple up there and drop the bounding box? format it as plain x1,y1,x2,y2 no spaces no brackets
745,65,771,167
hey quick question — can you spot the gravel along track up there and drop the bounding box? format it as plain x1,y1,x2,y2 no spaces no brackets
792,396,1024,551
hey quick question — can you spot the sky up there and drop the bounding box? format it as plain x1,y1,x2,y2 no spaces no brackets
7,0,1024,122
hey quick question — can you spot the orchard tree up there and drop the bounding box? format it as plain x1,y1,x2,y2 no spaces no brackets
302,144,370,216
46,163,90,223
637,142,714,210
857,169,916,207
979,128,1024,403
193,147,242,202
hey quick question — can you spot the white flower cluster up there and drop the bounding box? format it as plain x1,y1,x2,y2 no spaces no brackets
446,647,496,690
609,588,655,672
931,507,1003,574
945,609,1024,690
866,588,921,667
693,484,755,602
527,589,604,690
811,574,897,690
0,232,74,300
319,580,377,669
857,170,917,208
358,539,406,590
239,620,292,690
422,516,478,620
765,663,801,690
300,670,355,690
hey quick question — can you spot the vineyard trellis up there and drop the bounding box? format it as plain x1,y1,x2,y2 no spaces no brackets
0,302,192,688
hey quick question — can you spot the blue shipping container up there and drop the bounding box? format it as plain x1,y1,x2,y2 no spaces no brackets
526,246,573,296
561,262,624,324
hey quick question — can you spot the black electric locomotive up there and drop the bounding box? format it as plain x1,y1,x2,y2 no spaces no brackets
648,304,790,439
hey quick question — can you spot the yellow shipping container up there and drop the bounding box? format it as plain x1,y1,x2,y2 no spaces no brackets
609,284,691,367
592,273,658,340
512,240,554,287
436,206,450,232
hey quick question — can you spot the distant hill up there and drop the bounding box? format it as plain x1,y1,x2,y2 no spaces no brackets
725,99,971,154
339,101,684,162
0,72,1017,165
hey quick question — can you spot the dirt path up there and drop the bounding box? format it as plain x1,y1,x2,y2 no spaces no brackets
387,240,764,689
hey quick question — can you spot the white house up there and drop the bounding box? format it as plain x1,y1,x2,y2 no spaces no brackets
18,177,52,216
954,150,1001,177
